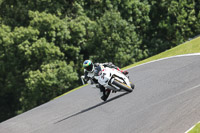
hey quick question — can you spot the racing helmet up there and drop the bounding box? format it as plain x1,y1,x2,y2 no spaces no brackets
83,60,94,72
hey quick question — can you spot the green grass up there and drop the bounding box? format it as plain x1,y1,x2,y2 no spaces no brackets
188,122,200,133
53,84,88,100
123,36,200,70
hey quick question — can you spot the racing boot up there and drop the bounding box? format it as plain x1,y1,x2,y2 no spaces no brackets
117,67,129,75
101,89,111,101
112,90,117,93
122,70,129,75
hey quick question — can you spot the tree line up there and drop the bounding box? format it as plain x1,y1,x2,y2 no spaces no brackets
0,0,199,122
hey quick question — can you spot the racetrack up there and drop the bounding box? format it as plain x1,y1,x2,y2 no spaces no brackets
1,54,200,133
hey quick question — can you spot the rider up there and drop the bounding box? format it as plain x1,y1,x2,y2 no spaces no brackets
82,60,129,101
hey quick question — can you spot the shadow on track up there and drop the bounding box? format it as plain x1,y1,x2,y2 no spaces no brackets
54,92,129,124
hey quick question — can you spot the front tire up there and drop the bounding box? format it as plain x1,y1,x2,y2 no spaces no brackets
112,80,133,92
130,82,135,90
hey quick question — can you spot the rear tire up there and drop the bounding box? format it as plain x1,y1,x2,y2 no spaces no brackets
112,80,133,92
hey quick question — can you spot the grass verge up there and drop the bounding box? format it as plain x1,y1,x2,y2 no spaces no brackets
188,122,200,133
53,84,88,100
123,36,200,70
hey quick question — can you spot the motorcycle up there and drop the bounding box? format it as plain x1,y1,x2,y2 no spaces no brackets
81,66,135,93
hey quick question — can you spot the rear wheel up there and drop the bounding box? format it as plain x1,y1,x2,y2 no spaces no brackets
112,80,133,92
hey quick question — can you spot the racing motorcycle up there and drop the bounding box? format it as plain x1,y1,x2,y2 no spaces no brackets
81,66,135,93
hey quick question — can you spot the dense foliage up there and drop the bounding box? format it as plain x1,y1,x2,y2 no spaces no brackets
0,0,199,122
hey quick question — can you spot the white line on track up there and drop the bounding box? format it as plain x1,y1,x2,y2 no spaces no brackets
125,53,200,71
185,121,200,133
132,83,200,116
126,53,200,133
155,83,200,108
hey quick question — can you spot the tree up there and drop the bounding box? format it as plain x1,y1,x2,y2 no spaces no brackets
0,0,200,123
0,15,79,120
0,0,76,27
29,11,95,76
85,11,146,67
15,13,80,111
0,24,21,122
146,0,200,55
22,60,78,111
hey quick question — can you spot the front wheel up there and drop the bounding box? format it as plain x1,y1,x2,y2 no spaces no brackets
112,80,133,92
130,82,135,90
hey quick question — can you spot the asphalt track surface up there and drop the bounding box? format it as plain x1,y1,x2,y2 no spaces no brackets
1,54,200,133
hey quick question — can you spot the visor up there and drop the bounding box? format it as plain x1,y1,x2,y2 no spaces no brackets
86,63,93,71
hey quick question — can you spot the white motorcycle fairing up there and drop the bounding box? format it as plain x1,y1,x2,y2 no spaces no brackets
97,67,133,92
